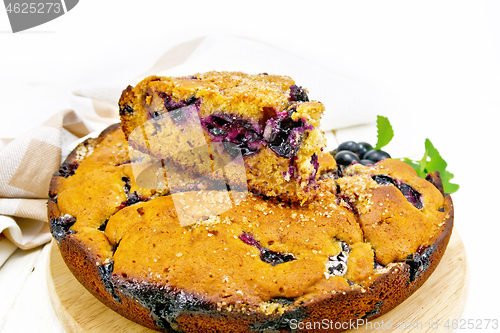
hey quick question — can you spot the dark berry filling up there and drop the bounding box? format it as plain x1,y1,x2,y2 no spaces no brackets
48,195,58,204
55,161,79,178
264,109,309,159
260,248,296,266
119,104,134,116
147,93,200,124
203,113,263,158
124,191,144,206
159,92,199,112
406,244,436,282
372,175,423,209
97,260,121,303
50,214,77,244
326,241,350,277
145,95,314,175
398,183,423,209
425,172,445,195
268,297,295,306
122,177,131,194
336,194,357,214
167,108,185,124
372,175,397,187
149,99,312,162
289,85,309,102
311,153,319,170
373,258,385,270
207,126,227,137
362,301,384,320
120,256,301,331
150,111,162,121
115,159,132,166
119,177,149,209
98,219,109,232
114,278,213,332
286,163,297,179
239,232,295,266
307,153,319,186
249,307,307,332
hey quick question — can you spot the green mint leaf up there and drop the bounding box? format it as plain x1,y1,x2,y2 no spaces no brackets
418,150,428,176
441,170,460,194
443,178,460,193
374,115,394,150
423,139,447,172
402,157,426,178
402,139,459,194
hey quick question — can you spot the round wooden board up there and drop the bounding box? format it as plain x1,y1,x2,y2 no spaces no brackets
47,229,469,333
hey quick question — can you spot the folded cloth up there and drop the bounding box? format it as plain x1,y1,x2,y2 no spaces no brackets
0,35,384,266
0,108,116,266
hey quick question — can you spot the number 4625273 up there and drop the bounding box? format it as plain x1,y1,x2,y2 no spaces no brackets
444,319,499,330
5,3,62,14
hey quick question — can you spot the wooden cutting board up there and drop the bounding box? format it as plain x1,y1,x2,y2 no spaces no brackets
47,229,469,333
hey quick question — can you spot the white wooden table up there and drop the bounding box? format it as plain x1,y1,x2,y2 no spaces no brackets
0,243,65,332
2,2,500,331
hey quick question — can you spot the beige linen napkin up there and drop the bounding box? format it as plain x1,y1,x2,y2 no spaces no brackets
0,107,117,266
0,35,383,267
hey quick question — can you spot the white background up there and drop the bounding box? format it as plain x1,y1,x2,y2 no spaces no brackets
1,0,500,331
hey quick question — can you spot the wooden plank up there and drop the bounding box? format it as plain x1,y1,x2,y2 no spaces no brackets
0,243,65,332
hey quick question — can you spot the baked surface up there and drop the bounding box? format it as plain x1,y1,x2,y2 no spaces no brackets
48,123,453,333
118,71,327,204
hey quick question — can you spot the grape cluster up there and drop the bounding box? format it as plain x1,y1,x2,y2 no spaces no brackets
331,141,391,167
